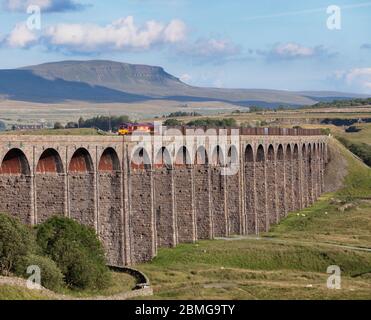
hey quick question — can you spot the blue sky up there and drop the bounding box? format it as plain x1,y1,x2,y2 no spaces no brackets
0,0,371,93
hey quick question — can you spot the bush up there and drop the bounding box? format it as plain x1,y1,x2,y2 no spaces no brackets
80,115,130,131
164,119,182,126
54,122,64,129
0,213,36,276
186,118,237,127
36,217,111,290
16,254,64,292
0,120,6,131
337,137,371,167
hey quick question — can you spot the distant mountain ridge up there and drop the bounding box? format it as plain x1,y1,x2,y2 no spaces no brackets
0,60,367,106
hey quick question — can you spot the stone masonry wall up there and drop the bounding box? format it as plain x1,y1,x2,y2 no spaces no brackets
153,168,176,247
69,173,95,228
35,174,65,223
211,167,227,237
226,172,241,235
129,170,154,264
244,162,256,234
285,156,294,214
276,159,286,220
194,166,212,239
266,159,277,227
255,162,268,232
98,172,123,266
293,157,301,210
174,168,195,242
0,175,32,224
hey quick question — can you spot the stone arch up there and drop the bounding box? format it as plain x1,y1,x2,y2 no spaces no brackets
0,148,30,175
195,146,209,165
211,145,225,166
175,146,192,167
267,145,274,161
285,145,294,213
37,148,63,174
286,144,292,160
266,145,277,226
277,144,284,161
98,148,120,172
98,147,123,265
293,144,299,160
227,145,239,166
0,148,32,224
154,147,172,169
35,148,65,224
255,144,267,232
131,147,151,170
245,145,254,163
276,144,286,220
256,145,265,162
69,148,94,173
68,148,95,228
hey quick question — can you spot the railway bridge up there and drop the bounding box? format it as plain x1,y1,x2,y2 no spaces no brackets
0,128,328,266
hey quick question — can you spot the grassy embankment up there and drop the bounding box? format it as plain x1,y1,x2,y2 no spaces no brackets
136,138,371,300
0,272,136,300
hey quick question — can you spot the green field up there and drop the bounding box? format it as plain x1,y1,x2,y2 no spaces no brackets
136,139,371,300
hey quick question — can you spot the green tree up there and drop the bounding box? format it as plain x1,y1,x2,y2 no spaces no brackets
0,120,6,131
16,254,64,291
36,217,111,290
164,119,182,126
54,122,64,130
0,213,35,276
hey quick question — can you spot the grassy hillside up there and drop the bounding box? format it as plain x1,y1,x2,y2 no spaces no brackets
136,138,371,300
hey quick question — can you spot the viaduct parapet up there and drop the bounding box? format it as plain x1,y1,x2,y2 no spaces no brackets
0,130,328,266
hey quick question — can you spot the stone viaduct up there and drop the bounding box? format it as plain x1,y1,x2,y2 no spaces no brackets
0,128,328,266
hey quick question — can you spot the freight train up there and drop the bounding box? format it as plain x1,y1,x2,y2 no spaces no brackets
118,123,155,136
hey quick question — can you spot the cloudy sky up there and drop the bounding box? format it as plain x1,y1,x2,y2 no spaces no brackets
0,0,371,93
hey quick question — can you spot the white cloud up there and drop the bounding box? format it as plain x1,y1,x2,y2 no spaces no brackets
43,16,187,52
345,68,371,91
176,37,241,64
3,0,86,12
258,42,335,61
6,23,38,48
274,43,314,58
179,73,191,83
